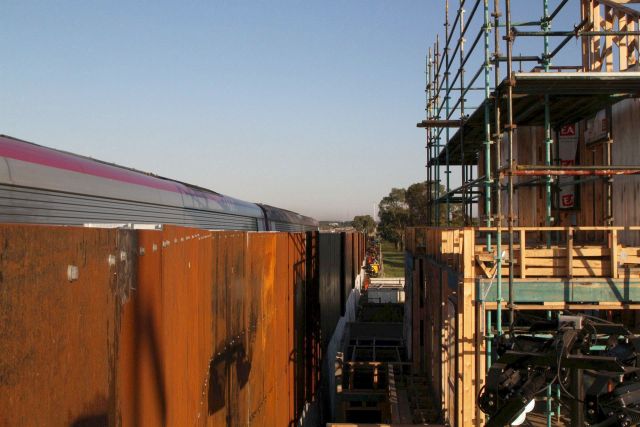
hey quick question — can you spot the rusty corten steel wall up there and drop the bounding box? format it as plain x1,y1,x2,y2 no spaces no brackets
119,227,307,426
318,233,342,348
0,224,137,426
317,232,365,348
341,234,353,316
0,224,364,426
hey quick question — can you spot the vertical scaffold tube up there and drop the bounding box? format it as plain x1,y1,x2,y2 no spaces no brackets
505,0,515,334
427,51,433,226
435,37,442,226
459,1,467,225
483,0,492,244
483,0,501,366
493,0,503,337
542,2,554,425
445,0,452,225
543,0,553,240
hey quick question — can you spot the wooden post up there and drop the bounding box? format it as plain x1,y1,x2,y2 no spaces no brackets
592,2,603,70
619,12,629,71
581,0,592,70
373,365,379,390
464,228,475,277
611,229,618,278
604,5,614,71
461,228,478,425
519,229,526,278
629,18,638,66
567,227,574,278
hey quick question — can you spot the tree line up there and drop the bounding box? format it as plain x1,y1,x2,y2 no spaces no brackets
351,181,463,249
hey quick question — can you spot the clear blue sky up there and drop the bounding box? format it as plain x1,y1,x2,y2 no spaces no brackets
1,1,595,220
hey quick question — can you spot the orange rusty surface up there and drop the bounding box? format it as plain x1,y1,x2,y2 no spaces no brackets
118,228,165,426
126,227,312,426
0,224,136,426
1,224,364,426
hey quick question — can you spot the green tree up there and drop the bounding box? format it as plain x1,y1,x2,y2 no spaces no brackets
406,181,428,226
406,181,465,226
377,182,466,249
352,215,376,235
378,188,409,250
428,183,465,226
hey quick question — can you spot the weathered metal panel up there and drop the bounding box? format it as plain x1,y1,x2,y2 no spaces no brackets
351,233,359,283
307,231,321,398
0,224,136,426
293,232,305,424
118,228,165,426
245,232,272,424
0,224,363,426
342,233,354,315
157,227,209,425
319,233,343,347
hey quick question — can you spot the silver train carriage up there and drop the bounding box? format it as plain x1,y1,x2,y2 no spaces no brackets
0,135,318,232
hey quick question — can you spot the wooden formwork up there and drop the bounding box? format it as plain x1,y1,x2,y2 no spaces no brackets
406,225,640,427
581,0,640,72
406,227,479,426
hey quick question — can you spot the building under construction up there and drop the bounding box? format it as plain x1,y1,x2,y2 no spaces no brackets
3,1,640,426
410,0,640,426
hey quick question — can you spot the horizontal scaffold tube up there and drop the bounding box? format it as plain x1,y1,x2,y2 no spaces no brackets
505,165,640,176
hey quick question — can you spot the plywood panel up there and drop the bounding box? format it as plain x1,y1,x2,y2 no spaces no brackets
612,98,640,245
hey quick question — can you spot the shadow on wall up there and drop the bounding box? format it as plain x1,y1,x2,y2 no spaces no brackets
208,335,252,415
70,415,108,427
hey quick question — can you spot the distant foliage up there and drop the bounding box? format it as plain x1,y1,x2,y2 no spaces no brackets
377,181,464,249
406,182,428,226
378,187,409,250
352,215,376,235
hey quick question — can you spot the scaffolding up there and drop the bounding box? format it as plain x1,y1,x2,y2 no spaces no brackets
420,0,640,227
416,1,640,425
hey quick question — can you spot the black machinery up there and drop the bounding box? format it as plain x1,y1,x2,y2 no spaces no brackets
478,314,640,426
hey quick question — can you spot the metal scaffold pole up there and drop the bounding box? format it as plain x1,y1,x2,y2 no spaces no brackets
493,0,504,339
435,37,442,226
445,0,452,225
483,0,499,369
541,1,555,424
483,0,493,236
504,0,515,336
543,0,553,242
426,50,433,226
459,0,468,225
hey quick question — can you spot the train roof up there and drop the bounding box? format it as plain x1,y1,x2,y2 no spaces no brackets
0,135,320,228
0,134,263,217
258,204,319,228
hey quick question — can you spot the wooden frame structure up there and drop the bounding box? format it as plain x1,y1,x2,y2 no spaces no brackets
414,1,640,425
582,0,640,72
406,226,640,425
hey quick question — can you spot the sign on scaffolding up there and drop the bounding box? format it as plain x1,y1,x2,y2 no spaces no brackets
558,124,580,209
